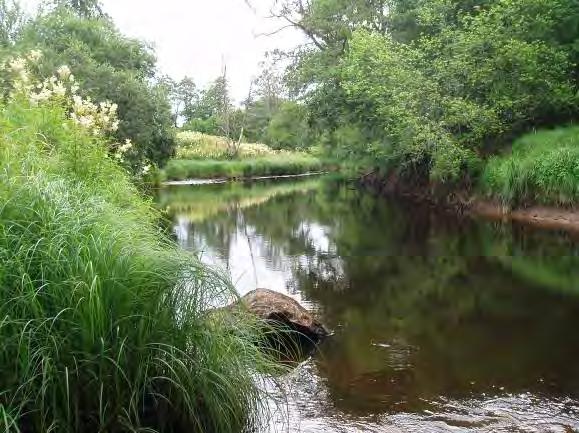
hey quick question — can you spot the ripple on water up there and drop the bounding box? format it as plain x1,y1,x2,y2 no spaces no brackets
386,394,579,432
266,361,579,433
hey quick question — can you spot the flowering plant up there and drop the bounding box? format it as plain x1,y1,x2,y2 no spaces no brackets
2,50,152,175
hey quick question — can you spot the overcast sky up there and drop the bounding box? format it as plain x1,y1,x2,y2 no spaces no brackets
21,0,305,102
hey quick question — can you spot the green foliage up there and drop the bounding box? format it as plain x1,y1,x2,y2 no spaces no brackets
243,98,279,144
283,0,579,192
0,0,25,47
160,75,197,127
16,9,175,167
0,94,279,432
164,155,324,180
50,0,104,18
266,101,310,150
481,126,579,206
183,115,220,135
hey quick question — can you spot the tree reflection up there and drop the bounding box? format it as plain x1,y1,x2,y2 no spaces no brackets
161,177,579,418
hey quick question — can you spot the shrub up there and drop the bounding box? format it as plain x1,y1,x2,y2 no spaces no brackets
17,8,176,167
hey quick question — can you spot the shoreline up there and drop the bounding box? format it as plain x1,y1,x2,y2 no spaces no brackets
358,173,579,235
469,200,579,234
162,171,328,186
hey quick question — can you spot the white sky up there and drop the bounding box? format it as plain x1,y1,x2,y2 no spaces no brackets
21,0,305,102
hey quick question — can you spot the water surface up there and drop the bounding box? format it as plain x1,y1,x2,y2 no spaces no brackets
159,176,579,433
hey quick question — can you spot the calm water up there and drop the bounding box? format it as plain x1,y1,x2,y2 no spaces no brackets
159,176,579,433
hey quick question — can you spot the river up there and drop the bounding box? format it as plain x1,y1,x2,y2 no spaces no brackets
159,175,579,433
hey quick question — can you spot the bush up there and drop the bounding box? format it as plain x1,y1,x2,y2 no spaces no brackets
17,9,176,167
0,97,278,432
481,126,579,206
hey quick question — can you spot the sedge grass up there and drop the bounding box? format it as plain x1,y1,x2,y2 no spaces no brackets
481,126,579,206
0,99,283,432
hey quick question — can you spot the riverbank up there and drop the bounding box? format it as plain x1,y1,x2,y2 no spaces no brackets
164,130,333,181
163,155,327,181
0,79,279,432
359,173,579,235
469,201,579,234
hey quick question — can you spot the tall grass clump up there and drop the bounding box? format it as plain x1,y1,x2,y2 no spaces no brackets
0,96,280,431
481,126,579,206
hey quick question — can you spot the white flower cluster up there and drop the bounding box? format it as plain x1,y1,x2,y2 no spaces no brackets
70,95,119,136
114,139,133,162
3,50,156,177
3,50,120,137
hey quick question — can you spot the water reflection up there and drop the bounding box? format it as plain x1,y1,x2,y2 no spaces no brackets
159,177,579,432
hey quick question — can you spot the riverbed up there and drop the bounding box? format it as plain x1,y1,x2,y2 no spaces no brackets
159,175,579,433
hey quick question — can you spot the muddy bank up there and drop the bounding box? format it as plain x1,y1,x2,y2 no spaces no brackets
359,172,579,234
470,200,579,234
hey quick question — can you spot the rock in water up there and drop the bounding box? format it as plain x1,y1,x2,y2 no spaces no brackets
238,289,329,342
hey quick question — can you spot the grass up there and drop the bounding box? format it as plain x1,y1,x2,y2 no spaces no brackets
0,98,282,432
165,131,328,180
164,155,325,181
176,131,276,160
480,126,579,206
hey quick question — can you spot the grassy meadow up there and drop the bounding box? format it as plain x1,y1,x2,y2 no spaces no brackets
163,131,326,181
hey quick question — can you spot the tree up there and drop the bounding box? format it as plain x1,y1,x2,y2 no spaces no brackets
266,101,310,149
263,0,579,183
243,62,285,143
262,0,389,51
17,8,175,167
180,70,247,155
0,0,25,47
160,75,198,127
336,0,578,181
51,0,104,18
